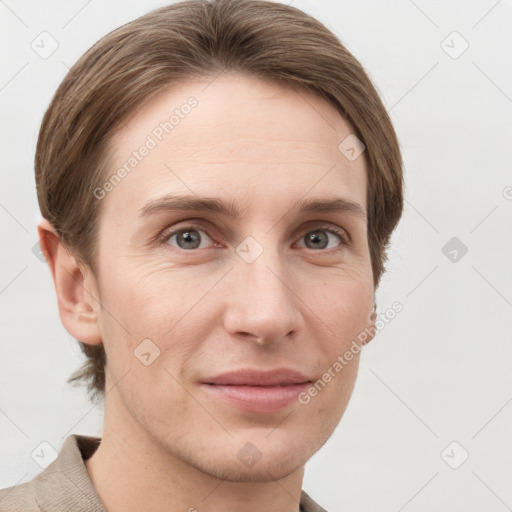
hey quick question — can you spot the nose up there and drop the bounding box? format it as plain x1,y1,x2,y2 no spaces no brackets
222,248,302,346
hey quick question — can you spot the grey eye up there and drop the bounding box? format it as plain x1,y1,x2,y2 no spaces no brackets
304,231,329,249
167,228,213,250
300,229,343,250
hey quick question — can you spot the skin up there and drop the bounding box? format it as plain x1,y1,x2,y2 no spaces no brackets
39,72,376,512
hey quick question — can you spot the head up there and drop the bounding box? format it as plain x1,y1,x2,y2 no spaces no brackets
37,0,403,481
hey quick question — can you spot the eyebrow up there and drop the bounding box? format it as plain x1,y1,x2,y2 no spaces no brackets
138,194,366,222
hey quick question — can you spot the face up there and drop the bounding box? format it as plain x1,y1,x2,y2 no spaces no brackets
87,73,374,482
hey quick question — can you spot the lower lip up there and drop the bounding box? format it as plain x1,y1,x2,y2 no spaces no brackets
201,383,310,413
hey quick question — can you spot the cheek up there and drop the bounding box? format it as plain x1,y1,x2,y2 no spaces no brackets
97,259,219,369
98,255,184,331
312,273,371,410
102,275,167,339
312,270,373,340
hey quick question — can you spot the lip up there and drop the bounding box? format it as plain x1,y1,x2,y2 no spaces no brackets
202,368,311,386
201,368,311,413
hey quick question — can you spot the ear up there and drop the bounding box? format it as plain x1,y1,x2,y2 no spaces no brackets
38,218,102,346
361,302,378,347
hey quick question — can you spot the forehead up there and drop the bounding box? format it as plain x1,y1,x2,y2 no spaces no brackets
102,73,367,218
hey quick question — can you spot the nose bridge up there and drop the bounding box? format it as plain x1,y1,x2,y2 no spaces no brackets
224,234,299,342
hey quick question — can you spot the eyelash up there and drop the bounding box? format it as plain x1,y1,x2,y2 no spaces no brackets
155,222,350,253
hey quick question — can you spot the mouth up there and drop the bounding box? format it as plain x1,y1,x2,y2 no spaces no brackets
201,368,312,413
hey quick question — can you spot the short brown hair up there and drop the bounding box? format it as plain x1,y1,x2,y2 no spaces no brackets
35,0,404,401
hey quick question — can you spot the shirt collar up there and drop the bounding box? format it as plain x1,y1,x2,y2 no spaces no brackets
31,434,105,512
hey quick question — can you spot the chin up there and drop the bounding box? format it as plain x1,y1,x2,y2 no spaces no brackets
208,432,313,482
206,451,306,483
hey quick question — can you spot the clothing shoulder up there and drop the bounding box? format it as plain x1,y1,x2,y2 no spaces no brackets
0,484,328,512
0,481,39,512
300,489,329,512
0,434,105,512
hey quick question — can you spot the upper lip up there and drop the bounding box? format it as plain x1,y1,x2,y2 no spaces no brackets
203,368,311,386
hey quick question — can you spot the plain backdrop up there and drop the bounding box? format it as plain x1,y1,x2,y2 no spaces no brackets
1,1,511,510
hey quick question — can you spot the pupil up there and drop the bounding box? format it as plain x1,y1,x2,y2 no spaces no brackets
178,230,200,249
307,231,327,249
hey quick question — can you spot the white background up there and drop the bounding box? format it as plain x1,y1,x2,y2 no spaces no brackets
1,1,511,510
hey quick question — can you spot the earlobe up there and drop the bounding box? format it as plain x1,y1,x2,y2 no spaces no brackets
37,218,102,346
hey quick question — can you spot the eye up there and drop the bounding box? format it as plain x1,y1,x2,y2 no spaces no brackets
297,226,347,251
164,226,215,250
